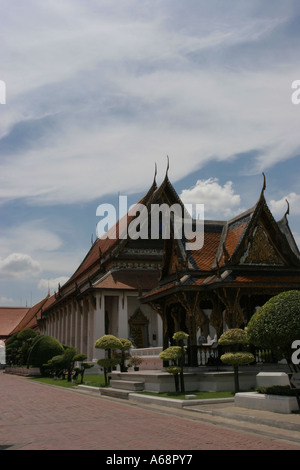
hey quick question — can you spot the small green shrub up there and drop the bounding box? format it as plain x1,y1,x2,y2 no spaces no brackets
94,335,122,350
256,385,296,396
220,352,255,366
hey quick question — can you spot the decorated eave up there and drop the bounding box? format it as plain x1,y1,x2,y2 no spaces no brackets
141,174,300,304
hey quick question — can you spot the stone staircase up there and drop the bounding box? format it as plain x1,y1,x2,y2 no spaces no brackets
99,372,145,399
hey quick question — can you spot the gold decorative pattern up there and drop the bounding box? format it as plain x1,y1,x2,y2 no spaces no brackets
241,223,283,265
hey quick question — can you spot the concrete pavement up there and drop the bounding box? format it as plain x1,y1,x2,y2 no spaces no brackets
1,371,300,451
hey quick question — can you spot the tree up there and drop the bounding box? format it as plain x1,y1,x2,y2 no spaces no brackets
219,329,254,393
95,335,122,385
5,329,38,365
173,331,189,393
159,346,182,392
73,353,91,384
246,290,300,372
118,338,132,372
27,335,64,374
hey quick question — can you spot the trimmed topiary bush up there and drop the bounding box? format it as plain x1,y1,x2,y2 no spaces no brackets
27,335,64,373
6,329,38,366
94,335,123,385
219,328,254,393
246,290,300,368
94,335,122,350
159,345,184,393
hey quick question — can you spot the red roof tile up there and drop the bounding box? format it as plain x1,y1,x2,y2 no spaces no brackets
0,307,30,339
94,270,160,291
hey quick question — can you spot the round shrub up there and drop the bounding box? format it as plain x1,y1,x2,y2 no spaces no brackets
173,331,189,342
27,335,64,368
94,335,122,350
17,328,38,342
218,328,248,346
220,352,255,366
166,366,181,375
159,346,182,362
97,358,120,369
246,290,300,360
119,338,132,350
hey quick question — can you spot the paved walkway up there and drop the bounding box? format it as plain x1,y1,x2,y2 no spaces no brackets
1,371,300,451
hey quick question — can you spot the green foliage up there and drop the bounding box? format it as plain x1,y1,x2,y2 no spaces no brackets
27,335,64,370
159,346,182,361
97,358,121,369
159,341,187,393
166,366,181,375
219,328,254,393
119,338,132,350
6,329,38,365
246,290,300,362
173,331,189,342
256,385,296,397
97,357,121,385
73,353,88,362
218,328,248,346
17,328,38,342
94,335,122,350
220,352,255,366
128,356,143,367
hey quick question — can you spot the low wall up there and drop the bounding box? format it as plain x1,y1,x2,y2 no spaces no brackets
197,371,256,392
5,367,41,377
130,348,163,371
235,392,299,414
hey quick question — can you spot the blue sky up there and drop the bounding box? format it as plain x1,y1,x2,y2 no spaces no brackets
1,0,300,306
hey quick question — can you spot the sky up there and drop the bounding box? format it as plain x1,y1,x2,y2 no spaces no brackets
0,0,300,306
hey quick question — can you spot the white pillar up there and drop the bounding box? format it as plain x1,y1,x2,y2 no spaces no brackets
74,300,81,352
118,292,128,339
157,314,163,348
93,292,106,360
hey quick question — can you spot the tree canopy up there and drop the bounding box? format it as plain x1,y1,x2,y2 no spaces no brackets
246,290,300,363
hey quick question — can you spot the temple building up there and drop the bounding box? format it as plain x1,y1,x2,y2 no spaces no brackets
1,170,300,368
37,171,167,360
141,174,300,366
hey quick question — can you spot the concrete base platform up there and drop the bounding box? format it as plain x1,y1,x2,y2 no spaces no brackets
99,387,132,399
108,368,260,393
235,392,299,414
110,379,144,391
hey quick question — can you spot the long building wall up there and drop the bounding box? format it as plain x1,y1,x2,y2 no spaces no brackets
39,290,163,360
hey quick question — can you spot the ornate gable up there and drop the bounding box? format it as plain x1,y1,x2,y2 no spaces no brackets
239,221,284,266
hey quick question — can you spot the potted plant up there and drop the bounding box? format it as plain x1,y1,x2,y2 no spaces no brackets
128,356,143,371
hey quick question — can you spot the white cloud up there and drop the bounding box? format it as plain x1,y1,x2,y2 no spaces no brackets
0,296,14,304
269,192,300,217
0,220,63,258
0,2,299,206
38,276,69,294
180,178,242,219
0,253,41,279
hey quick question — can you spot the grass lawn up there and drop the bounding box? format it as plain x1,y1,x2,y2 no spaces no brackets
29,374,107,388
137,390,236,400
29,375,237,400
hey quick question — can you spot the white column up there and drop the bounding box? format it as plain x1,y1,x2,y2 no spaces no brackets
93,292,106,360
118,291,128,339
74,300,81,352
157,314,163,348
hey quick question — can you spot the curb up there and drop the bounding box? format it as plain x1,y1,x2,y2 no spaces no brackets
128,393,234,409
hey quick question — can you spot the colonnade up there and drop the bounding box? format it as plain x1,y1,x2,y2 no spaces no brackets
39,291,162,360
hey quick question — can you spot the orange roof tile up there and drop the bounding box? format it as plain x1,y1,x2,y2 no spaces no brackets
0,307,30,339
9,295,55,336
94,270,160,291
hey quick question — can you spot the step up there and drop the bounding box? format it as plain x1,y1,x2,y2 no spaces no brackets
99,387,131,399
110,379,145,391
